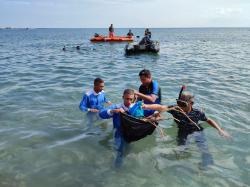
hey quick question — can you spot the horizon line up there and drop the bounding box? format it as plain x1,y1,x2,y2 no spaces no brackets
1,26,250,29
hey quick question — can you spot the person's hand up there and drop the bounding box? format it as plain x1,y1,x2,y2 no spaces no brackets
141,104,148,110
89,109,99,113
111,108,125,114
107,101,112,106
219,129,232,139
133,90,139,95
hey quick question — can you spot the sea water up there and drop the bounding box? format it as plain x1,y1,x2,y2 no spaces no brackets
0,28,249,187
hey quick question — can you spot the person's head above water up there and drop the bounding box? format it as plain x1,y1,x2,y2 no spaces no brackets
123,89,135,107
176,91,194,112
139,69,152,86
94,78,104,93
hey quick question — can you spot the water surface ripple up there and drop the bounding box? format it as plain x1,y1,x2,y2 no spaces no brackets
0,28,249,187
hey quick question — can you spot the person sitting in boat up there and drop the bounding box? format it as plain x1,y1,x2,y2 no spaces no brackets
134,69,161,117
139,31,152,45
79,77,112,113
127,29,134,37
139,28,152,45
99,89,137,167
144,28,151,38
142,86,231,168
94,33,100,37
109,24,114,38
139,36,152,45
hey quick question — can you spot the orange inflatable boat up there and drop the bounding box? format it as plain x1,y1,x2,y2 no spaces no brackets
90,35,133,42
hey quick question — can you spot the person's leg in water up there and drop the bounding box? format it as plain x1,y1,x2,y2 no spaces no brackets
175,129,189,159
85,112,102,135
194,131,214,168
113,129,128,168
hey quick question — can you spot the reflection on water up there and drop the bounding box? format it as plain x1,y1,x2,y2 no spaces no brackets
0,28,249,187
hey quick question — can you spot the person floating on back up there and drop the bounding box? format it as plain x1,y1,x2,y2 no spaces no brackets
142,86,231,168
109,24,114,38
134,69,161,117
79,78,112,113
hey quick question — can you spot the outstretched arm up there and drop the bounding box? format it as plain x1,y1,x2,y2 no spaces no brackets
142,104,169,112
99,105,125,119
206,118,231,138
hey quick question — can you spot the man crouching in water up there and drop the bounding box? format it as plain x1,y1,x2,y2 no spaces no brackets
142,90,231,168
99,89,136,168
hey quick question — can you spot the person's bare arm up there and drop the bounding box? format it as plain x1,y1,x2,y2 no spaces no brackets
207,118,231,138
142,104,168,112
134,91,157,103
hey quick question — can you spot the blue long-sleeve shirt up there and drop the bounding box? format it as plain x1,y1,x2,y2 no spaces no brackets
79,90,110,112
99,103,132,167
99,103,130,138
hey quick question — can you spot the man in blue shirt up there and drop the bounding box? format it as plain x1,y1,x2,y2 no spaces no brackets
79,78,112,113
135,69,161,116
99,89,136,168
79,78,112,135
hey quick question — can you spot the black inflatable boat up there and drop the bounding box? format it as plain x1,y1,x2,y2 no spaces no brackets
125,40,160,55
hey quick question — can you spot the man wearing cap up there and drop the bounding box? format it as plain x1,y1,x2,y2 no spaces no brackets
142,89,230,168
135,69,161,117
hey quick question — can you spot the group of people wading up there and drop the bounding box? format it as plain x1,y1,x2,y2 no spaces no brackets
79,69,231,168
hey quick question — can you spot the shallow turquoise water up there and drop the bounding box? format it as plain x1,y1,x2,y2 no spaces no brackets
0,28,250,187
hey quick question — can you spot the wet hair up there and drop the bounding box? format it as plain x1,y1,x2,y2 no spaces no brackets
176,91,194,106
94,78,104,86
139,69,151,78
123,89,135,96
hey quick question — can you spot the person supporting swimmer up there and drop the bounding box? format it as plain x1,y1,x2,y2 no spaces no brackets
142,87,231,168
79,78,112,113
134,69,161,117
99,89,136,168
79,78,112,134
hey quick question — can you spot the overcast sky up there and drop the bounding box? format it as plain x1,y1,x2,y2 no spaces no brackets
0,0,250,28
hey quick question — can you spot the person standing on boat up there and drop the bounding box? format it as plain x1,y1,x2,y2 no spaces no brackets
134,69,161,117
99,89,136,168
144,28,151,38
109,24,114,38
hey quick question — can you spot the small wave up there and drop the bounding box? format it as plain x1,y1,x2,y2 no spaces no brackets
47,133,91,149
